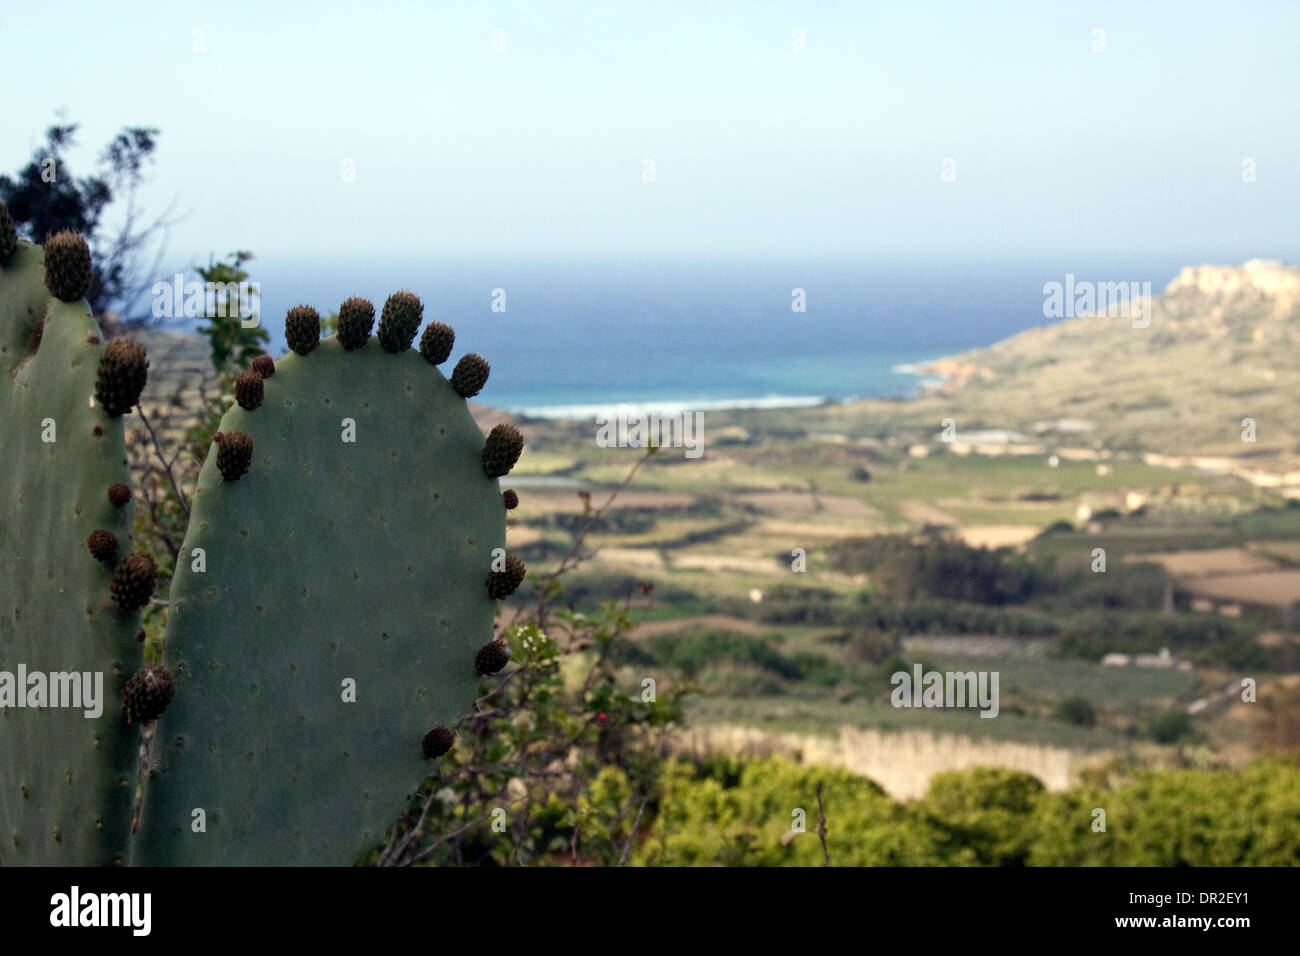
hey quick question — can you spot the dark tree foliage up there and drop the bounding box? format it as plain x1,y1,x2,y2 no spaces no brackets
1,120,178,330
831,533,1047,604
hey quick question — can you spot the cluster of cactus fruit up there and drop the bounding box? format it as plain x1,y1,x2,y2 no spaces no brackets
0,205,528,865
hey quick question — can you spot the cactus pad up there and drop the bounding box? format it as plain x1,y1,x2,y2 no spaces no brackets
136,321,516,865
0,226,145,865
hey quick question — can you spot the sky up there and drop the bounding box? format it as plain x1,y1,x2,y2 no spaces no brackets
2,0,1298,271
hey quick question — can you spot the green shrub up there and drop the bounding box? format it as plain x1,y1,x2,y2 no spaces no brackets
1054,696,1097,727
831,533,1048,604
636,758,922,866
1147,708,1196,744
1056,611,1269,670
854,599,1059,637
1054,561,1168,612
628,631,802,680
909,768,1045,865
1028,761,1300,865
639,758,1300,866
791,651,851,688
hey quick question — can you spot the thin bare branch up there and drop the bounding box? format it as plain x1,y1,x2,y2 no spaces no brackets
136,405,190,516
618,796,648,867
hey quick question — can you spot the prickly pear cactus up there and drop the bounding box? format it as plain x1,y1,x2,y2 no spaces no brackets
0,215,152,864
134,294,525,865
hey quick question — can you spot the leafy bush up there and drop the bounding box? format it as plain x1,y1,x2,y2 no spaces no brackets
1147,709,1196,744
370,600,689,867
831,533,1048,605
630,757,1300,866
843,628,899,665
636,758,912,866
876,652,934,691
1056,611,1269,670
626,631,802,680
791,651,853,688
1053,696,1097,727
739,583,844,625
854,598,1059,637
1028,761,1300,865
1052,560,1168,612
557,572,702,615
910,768,1045,865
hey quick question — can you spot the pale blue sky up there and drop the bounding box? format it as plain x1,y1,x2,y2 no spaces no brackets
3,0,1297,267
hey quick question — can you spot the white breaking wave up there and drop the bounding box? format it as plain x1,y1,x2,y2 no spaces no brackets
510,394,835,420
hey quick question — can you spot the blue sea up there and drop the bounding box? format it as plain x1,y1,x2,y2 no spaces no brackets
166,257,1187,417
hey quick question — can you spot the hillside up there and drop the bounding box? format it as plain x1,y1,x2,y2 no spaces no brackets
906,261,1300,466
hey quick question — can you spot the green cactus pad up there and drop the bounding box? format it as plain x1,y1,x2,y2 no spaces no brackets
137,334,508,865
0,237,144,865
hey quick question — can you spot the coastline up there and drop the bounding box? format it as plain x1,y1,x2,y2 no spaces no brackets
899,354,981,396
507,356,967,421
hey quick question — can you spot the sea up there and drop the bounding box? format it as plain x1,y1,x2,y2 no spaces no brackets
163,256,1188,418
